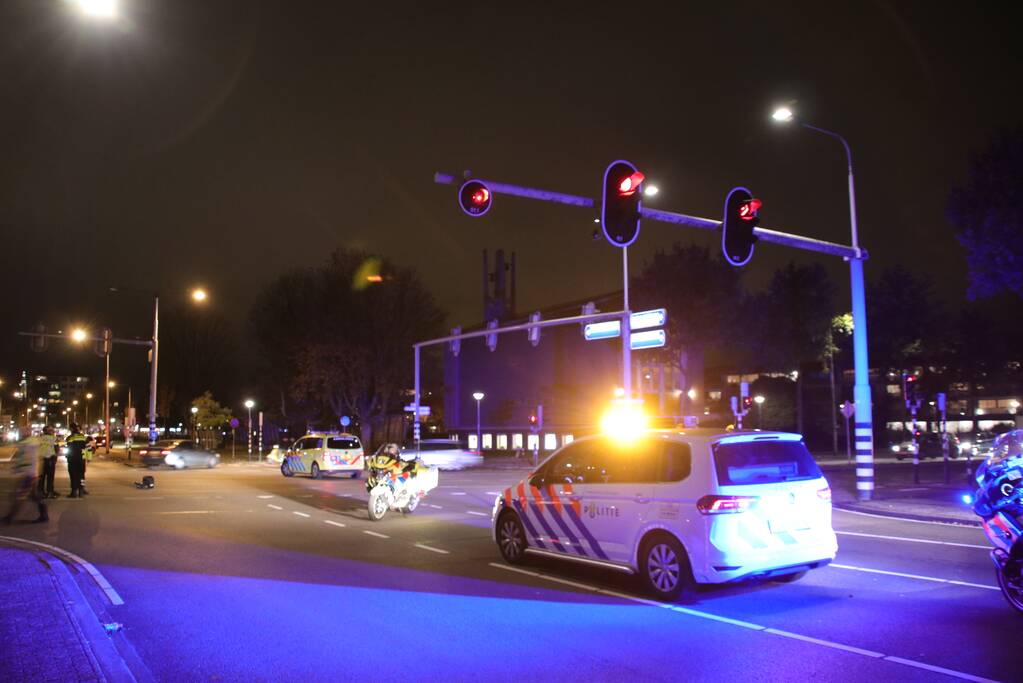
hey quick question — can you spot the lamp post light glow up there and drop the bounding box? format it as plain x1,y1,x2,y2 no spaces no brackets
643,185,659,197
70,328,88,343
754,395,765,428
472,392,485,454
71,0,119,20
244,400,255,455
191,288,208,303
770,102,874,501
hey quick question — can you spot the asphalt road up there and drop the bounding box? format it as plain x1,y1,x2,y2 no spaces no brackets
2,459,1015,682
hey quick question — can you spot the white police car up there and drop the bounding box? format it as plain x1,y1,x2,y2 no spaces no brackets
282,433,364,479
492,429,837,600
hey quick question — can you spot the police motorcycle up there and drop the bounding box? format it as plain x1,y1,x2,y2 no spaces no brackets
969,429,1023,614
365,443,439,521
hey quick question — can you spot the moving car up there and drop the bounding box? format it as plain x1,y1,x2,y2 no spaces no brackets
141,440,220,469
492,429,837,600
891,432,961,460
407,438,483,470
281,432,364,479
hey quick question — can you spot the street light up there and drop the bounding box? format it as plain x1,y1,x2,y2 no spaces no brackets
472,392,485,453
771,104,874,501
244,400,255,455
190,405,199,440
70,328,88,343
70,0,119,20
754,395,765,428
191,288,208,303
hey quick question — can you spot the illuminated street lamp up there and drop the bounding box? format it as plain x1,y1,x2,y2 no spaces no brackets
244,400,255,455
754,395,766,427
191,288,208,303
70,0,119,20
70,328,88,343
771,103,874,501
472,392,485,453
190,405,199,439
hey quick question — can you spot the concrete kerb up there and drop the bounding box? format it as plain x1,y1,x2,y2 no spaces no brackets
0,539,138,683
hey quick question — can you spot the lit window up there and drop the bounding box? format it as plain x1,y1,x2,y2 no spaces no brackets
527,434,539,451
543,433,557,450
496,434,508,450
482,433,493,450
468,434,478,450
563,434,574,446
512,433,523,449
709,390,722,401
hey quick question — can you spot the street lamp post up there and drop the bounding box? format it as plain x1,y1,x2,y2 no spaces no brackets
244,400,255,458
190,406,198,441
472,392,485,454
772,106,875,501
754,395,765,428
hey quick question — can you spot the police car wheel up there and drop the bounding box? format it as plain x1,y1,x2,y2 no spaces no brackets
640,534,692,601
310,463,320,479
497,512,527,564
281,463,293,477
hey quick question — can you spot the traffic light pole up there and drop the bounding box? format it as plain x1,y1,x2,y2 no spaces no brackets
622,247,632,401
435,170,875,499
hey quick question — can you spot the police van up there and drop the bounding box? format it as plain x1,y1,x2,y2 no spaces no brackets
491,429,837,600
282,432,364,479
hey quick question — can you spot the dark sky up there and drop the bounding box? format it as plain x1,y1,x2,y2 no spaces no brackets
1,0,1020,385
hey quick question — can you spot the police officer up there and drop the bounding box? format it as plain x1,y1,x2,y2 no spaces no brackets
65,423,89,498
37,425,59,499
4,433,48,523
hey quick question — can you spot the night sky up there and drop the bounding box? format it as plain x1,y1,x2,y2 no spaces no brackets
1,0,1019,385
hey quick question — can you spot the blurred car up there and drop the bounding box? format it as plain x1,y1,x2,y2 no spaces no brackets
891,432,961,460
140,440,220,469
965,432,998,459
406,438,483,470
281,433,364,478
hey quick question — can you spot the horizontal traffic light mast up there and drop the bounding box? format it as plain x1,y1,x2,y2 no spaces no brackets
434,171,867,261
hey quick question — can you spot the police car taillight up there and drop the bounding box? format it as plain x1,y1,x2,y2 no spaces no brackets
697,495,758,515
161,450,171,456
816,486,832,501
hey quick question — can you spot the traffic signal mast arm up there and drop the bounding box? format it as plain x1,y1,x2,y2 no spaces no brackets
434,172,868,261
17,330,153,348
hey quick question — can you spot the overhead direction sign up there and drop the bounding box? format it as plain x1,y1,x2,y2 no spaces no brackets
630,308,666,331
584,320,621,340
629,329,666,350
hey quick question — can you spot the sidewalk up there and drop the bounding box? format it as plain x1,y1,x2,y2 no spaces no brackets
0,542,135,682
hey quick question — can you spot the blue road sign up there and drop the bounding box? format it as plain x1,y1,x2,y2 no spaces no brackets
340,415,351,427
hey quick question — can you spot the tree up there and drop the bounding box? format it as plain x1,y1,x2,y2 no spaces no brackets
632,244,744,414
949,129,1023,299
251,248,445,447
189,391,233,445
867,265,942,373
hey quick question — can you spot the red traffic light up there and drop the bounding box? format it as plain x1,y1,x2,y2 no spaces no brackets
618,171,646,196
738,198,762,221
528,414,537,424
742,396,753,408
458,179,493,217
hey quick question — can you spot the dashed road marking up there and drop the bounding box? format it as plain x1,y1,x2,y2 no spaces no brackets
293,511,311,518
830,563,998,591
157,510,215,515
450,492,467,496
324,520,346,528
466,510,489,517
835,530,988,550
485,491,500,495
429,504,443,509
487,562,997,682
414,543,450,554
363,530,389,539
257,495,274,499
267,504,283,510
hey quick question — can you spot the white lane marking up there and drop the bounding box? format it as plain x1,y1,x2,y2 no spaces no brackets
835,530,988,550
450,492,467,496
363,530,389,539
833,507,978,528
324,520,346,528
0,535,124,606
293,511,311,518
267,504,283,510
429,504,444,509
488,561,997,682
882,656,997,683
414,543,450,554
157,510,215,515
485,491,500,495
830,563,999,591
123,496,166,500
466,510,489,517
763,628,883,657
257,495,274,499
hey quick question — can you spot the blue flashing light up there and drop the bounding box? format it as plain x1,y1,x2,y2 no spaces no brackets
629,329,666,350
629,308,666,331
584,320,621,341
960,493,973,505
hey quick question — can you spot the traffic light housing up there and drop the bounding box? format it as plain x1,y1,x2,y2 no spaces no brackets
458,179,492,217
903,373,919,407
528,413,538,433
742,396,753,411
601,160,643,247
722,186,760,266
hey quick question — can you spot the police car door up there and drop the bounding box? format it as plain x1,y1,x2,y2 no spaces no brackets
522,441,600,558
302,437,323,470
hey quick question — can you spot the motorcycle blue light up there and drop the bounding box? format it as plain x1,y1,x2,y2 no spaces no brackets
960,493,973,505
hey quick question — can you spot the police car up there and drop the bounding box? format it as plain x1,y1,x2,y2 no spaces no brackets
282,432,364,479
491,429,837,600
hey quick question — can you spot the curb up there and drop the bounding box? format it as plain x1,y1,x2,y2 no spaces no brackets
832,502,981,527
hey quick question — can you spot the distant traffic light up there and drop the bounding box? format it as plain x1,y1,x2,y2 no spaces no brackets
722,187,760,266
601,160,644,247
528,413,538,433
458,179,492,217
903,373,920,407
742,396,753,410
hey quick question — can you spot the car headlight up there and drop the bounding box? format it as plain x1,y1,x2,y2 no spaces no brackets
891,445,900,452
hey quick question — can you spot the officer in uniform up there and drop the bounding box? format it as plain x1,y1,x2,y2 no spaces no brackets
37,425,59,499
65,424,89,498
4,433,48,523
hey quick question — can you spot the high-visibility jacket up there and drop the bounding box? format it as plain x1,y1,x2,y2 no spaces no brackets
38,434,57,459
66,433,88,460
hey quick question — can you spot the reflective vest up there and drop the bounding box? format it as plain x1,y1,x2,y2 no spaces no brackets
66,433,88,460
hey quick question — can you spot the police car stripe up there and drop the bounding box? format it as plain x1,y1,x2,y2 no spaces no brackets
538,486,588,557
561,503,610,560
523,493,568,554
511,498,547,550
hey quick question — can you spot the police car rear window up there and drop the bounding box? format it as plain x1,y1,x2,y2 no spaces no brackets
327,437,360,450
713,440,822,486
